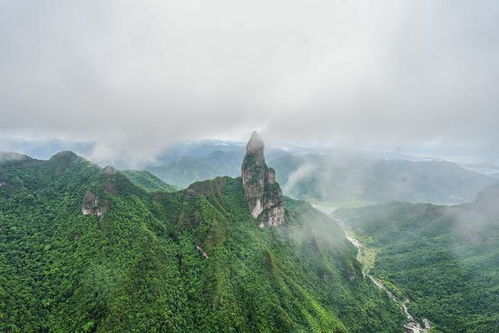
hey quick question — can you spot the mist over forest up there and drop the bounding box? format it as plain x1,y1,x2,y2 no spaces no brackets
1,1,498,332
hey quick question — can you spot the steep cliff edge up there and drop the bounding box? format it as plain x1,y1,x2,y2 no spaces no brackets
241,131,285,227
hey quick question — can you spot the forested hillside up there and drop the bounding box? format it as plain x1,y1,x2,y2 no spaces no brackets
0,152,405,332
122,170,179,192
336,189,499,332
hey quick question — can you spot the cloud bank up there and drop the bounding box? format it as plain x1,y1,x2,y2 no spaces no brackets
1,0,498,164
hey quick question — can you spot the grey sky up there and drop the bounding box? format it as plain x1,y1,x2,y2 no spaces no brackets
1,0,498,164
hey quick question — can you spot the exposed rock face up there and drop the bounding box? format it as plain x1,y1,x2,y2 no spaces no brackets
242,131,285,227
82,191,107,217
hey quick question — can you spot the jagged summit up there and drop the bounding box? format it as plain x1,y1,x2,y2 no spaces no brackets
241,131,285,227
246,131,265,154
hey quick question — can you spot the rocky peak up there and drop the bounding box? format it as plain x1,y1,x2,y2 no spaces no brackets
246,131,265,154
241,131,285,227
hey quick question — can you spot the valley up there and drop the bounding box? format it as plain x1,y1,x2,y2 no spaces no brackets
344,230,430,333
335,192,499,333
311,203,430,333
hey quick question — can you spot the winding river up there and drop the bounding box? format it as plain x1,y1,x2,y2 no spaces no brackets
344,233,429,333
311,203,431,333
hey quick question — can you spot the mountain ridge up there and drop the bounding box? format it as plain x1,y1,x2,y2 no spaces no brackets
140,143,498,205
0,148,405,332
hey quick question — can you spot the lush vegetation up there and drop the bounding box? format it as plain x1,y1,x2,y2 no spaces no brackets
0,151,405,332
122,170,179,192
336,196,499,332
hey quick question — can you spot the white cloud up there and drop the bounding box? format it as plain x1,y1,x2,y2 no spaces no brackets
1,0,498,163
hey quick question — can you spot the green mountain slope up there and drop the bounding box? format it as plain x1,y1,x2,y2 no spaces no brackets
122,170,179,192
271,155,497,205
0,152,405,332
335,189,499,332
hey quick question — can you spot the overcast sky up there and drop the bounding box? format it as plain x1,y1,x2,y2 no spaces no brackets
1,0,498,164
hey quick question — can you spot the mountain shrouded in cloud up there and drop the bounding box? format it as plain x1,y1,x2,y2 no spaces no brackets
1,1,499,164
2,2,499,332
242,131,285,227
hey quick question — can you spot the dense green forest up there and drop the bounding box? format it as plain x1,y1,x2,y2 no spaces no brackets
122,170,179,192
0,151,405,332
336,193,499,333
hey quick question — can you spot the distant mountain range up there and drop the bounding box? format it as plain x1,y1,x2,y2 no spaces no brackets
272,154,498,205
140,142,498,205
144,142,286,188
2,140,497,206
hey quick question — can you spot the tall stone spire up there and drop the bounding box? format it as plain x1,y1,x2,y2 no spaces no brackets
241,131,285,227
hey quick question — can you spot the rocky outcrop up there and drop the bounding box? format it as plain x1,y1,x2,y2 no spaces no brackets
82,191,107,217
196,245,209,259
241,131,285,227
